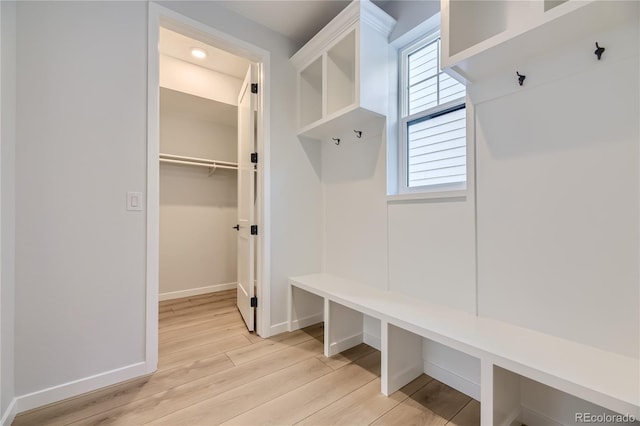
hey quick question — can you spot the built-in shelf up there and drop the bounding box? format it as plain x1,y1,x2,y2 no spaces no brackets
441,0,639,83
159,153,237,171
291,0,395,143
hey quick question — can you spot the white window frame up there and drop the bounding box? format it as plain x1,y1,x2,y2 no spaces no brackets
398,31,468,197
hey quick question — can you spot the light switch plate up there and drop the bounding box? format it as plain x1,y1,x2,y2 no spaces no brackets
127,192,143,211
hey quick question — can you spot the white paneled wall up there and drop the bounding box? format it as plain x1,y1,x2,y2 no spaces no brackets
321,134,388,291
317,5,639,421
476,49,639,359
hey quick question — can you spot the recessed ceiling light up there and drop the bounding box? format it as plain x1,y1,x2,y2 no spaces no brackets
191,48,207,59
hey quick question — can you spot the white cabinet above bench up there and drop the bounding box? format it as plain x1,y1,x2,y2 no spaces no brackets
290,0,395,143
441,0,639,83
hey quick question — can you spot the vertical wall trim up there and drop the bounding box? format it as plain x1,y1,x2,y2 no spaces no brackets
0,0,4,410
146,2,160,374
472,103,479,317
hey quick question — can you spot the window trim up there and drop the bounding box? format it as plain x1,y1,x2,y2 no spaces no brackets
398,31,468,197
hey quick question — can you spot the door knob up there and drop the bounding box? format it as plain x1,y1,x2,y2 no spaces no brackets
233,224,240,230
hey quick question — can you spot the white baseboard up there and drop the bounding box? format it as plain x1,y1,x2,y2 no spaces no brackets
423,360,481,401
521,406,564,426
16,362,148,414
363,332,381,351
328,333,363,357
269,321,289,336
273,313,324,336
0,398,17,426
498,407,523,426
386,364,424,396
159,282,236,301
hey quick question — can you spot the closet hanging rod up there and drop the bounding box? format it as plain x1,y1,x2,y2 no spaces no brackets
159,158,237,170
159,153,238,167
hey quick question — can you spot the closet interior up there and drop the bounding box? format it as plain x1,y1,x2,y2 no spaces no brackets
158,28,253,304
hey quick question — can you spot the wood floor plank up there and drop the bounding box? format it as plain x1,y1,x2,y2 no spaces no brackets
159,312,244,343
70,339,324,425
159,333,252,371
14,289,478,426
158,305,240,332
315,342,378,370
166,299,237,317
159,324,249,356
13,354,234,426
447,400,481,426
221,351,382,426
296,374,434,426
371,380,472,426
226,324,323,365
143,358,332,426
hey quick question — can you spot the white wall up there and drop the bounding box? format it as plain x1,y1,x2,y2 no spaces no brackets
382,0,440,43
15,1,148,396
159,89,238,298
11,0,323,407
160,54,243,106
1,0,16,421
476,23,640,359
321,134,388,290
319,3,639,420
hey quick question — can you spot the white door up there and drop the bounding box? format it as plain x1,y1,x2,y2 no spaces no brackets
236,65,256,331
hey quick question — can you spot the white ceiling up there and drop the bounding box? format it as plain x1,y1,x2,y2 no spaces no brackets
159,27,251,79
217,0,365,45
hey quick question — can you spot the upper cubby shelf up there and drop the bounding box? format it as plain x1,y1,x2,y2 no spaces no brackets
291,0,396,143
441,0,639,83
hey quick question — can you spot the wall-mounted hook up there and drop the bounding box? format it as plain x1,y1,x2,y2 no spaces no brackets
516,71,526,86
594,42,605,60
208,165,217,177
354,130,362,139
332,138,341,146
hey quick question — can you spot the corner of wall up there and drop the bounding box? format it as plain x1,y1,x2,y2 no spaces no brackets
1,0,17,419
0,398,16,426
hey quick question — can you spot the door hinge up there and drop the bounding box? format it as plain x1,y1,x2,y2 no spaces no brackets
250,296,258,308
251,83,258,94
250,225,258,235
251,152,258,164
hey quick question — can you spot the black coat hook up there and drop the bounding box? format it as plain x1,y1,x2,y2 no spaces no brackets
354,130,362,139
594,42,605,60
332,138,340,146
516,71,526,86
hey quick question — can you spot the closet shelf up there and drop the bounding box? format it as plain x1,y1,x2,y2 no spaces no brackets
159,153,237,171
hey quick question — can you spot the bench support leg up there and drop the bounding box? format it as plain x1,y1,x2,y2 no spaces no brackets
482,360,522,426
324,300,363,357
382,322,423,396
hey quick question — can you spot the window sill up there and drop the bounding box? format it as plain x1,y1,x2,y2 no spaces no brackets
387,190,467,203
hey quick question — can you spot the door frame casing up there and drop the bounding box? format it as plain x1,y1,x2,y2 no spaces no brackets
146,3,272,373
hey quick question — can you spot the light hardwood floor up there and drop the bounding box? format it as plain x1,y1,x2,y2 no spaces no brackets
13,289,480,426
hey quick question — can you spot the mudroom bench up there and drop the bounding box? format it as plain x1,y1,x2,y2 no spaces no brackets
288,273,639,425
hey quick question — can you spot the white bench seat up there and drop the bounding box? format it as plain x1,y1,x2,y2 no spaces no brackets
288,273,640,424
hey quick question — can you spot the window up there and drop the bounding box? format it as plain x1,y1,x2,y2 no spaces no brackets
400,33,467,194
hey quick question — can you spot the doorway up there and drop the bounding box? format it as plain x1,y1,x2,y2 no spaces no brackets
147,4,271,374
